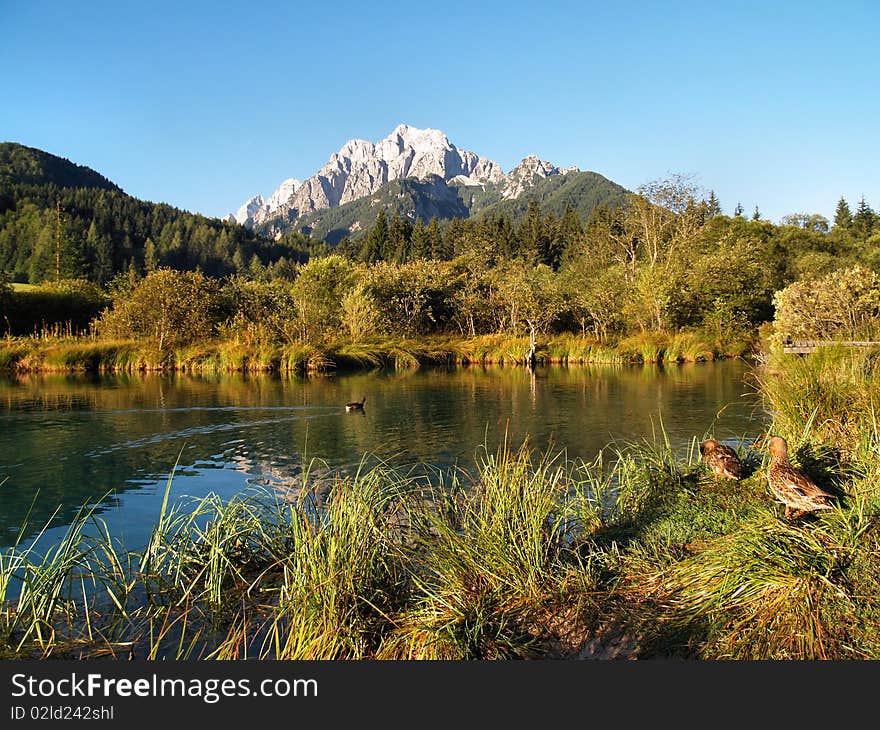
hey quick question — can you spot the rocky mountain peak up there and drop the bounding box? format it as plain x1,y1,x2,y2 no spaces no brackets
232,194,265,225
265,177,301,210
232,124,504,228
228,126,591,232
501,155,579,199
388,124,450,151
231,178,301,226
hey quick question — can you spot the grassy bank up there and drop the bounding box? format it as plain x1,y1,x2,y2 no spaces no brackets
4,343,876,660
0,329,755,374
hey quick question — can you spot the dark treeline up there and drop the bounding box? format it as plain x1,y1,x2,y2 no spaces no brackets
336,199,581,270
0,183,311,285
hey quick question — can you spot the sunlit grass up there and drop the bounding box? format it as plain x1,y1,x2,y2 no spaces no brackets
757,345,880,450
664,331,716,363
544,334,625,364
0,330,756,374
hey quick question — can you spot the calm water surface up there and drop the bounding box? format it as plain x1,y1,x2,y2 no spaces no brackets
0,360,764,551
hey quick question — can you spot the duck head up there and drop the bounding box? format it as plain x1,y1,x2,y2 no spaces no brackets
699,439,720,456
766,435,790,460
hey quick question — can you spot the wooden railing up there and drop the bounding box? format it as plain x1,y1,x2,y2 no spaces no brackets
782,339,880,354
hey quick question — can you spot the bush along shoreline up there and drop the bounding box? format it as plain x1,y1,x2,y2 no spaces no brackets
3,343,880,660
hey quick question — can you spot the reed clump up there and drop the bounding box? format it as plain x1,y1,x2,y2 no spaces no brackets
663,331,717,363
543,335,625,364
378,444,582,659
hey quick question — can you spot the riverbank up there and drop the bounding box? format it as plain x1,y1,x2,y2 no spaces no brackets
2,345,879,659
0,329,755,373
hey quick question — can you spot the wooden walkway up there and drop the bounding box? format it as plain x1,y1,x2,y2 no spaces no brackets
782,339,880,354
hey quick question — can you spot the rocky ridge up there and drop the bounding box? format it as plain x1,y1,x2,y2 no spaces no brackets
232,124,504,227
500,154,579,200
230,125,576,230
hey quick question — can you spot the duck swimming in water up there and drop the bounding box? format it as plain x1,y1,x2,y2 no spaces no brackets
345,397,366,412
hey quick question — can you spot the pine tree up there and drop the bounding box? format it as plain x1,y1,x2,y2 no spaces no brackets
497,214,516,259
517,199,545,264
144,237,159,272
270,256,298,281
854,196,876,239
360,209,388,263
54,199,64,281
474,214,501,266
410,218,428,259
734,202,744,217
425,217,446,260
232,247,246,272
387,213,412,263
541,210,564,269
93,232,114,285
248,254,265,280
125,260,140,285
51,199,82,280
30,224,56,283
706,191,722,217
833,197,853,230
445,217,468,259
559,205,584,246
752,205,761,221
86,220,113,284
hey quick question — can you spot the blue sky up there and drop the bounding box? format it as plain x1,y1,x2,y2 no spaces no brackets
2,0,877,223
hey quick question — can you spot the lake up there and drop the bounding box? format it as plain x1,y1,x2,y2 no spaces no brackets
0,359,764,552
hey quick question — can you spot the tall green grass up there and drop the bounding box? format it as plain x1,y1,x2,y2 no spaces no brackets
0,498,137,657
544,335,625,364
663,331,716,363
0,442,617,659
379,443,576,659
758,345,880,449
0,344,27,370
646,518,844,658
605,346,880,659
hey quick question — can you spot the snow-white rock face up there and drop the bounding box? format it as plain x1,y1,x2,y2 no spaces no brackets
265,177,301,211
501,154,579,200
232,124,503,227
449,174,484,187
233,195,266,226
232,180,301,227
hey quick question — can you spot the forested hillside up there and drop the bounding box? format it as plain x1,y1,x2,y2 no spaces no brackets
0,143,308,284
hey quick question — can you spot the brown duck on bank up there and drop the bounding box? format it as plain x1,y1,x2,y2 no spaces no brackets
766,435,835,519
699,439,743,482
345,397,366,412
